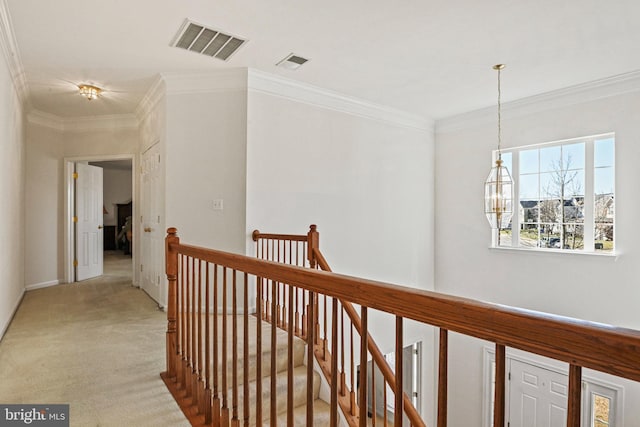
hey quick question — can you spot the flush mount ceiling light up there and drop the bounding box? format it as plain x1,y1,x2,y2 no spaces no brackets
276,53,309,70
484,64,514,231
78,84,102,100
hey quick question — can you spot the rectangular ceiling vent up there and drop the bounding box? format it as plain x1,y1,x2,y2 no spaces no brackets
172,20,247,61
276,53,309,70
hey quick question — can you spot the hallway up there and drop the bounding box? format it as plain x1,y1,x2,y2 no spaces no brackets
0,251,188,426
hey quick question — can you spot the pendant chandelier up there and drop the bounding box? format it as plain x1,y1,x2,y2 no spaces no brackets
484,64,514,229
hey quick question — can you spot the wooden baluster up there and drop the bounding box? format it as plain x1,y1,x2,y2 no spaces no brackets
567,365,582,427
323,295,328,359
438,329,448,427
270,279,278,427
197,259,204,414
395,316,403,427
222,268,229,427
176,254,183,385
204,263,212,424
350,321,356,416
164,228,179,379
493,344,506,427
383,378,388,427
330,297,339,427
287,282,294,427
276,240,281,327
306,291,316,426
213,264,221,426
181,255,188,389
340,306,346,397
256,276,263,426
359,307,368,427
232,271,239,427
294,243,301,335
371,362,376,427
243,273,250,427
186,256,193,399
191,257,198,400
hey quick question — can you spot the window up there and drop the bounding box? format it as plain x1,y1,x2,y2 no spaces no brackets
495,133,615,253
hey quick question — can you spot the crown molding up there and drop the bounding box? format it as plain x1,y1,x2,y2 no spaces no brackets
247,68,433,132
436,69,640,134
0,0,28,105
27,110,138,132
159,68,432,132
27,110,64,131
135,74,165,120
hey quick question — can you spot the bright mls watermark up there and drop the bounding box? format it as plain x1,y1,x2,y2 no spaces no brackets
0,405,68,426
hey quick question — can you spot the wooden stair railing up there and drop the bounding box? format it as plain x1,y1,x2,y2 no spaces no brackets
252,225,424,426
162,226,640,427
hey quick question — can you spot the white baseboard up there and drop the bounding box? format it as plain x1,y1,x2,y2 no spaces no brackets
0,288,25,342
25,280,60,291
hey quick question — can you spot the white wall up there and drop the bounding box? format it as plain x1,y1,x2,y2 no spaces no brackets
435,87,640,426
24,123,63,288
24,121,139,287
246,82,436,423
0,43,24,339
164,83,248,254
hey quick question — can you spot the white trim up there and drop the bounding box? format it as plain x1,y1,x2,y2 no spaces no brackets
482,346,624,427
64,154,137,285
25,280,60,291
0,288,24,342
0,0,28,104
135,74,165,120
248,68,433,132
64,114,138,132
160,68,433,131
436,69,640,133
26,110,65,131
27,110,138,132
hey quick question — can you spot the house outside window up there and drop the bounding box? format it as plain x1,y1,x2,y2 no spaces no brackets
495,133,614,253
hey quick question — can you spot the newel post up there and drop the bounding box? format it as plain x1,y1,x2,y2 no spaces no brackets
165,227,180,378
307,224,319,268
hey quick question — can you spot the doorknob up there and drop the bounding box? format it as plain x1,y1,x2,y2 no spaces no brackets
144,227,152,232
98,225,103,229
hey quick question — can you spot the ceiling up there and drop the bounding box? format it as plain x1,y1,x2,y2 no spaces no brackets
6,0,640,121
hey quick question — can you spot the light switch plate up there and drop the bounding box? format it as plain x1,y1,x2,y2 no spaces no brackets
212,199,223,211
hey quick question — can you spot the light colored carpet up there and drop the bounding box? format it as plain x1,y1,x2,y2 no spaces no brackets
0,251,190,427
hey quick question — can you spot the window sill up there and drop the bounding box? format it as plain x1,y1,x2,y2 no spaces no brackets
489,245,619,259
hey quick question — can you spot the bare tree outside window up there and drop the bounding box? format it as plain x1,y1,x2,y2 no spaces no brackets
497,134,614,252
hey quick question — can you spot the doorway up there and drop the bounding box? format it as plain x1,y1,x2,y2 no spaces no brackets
63,155,136,284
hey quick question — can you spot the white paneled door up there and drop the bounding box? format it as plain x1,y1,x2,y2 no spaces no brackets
508,359,568,427
140,143,163,305
75,163,104,281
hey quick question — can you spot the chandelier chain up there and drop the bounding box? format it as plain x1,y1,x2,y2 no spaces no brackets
497,66,502,157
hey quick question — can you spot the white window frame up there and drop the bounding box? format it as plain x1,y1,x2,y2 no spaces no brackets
492,132,615,253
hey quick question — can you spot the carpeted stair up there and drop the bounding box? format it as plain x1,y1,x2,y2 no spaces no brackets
214,315,331,426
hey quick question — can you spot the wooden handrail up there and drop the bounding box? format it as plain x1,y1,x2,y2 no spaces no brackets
163,228,640,427
252,229,308,242
171,241,640,382
313,247,425,427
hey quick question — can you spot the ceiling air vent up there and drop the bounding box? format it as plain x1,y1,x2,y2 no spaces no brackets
276,53,309,70
172,20,247,61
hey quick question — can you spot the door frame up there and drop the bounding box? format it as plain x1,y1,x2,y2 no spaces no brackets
482,346,624,427
63,154,137,284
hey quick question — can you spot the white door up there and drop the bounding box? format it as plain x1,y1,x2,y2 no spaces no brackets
508,359,568,427
140,144,163,305
75,163,104,281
